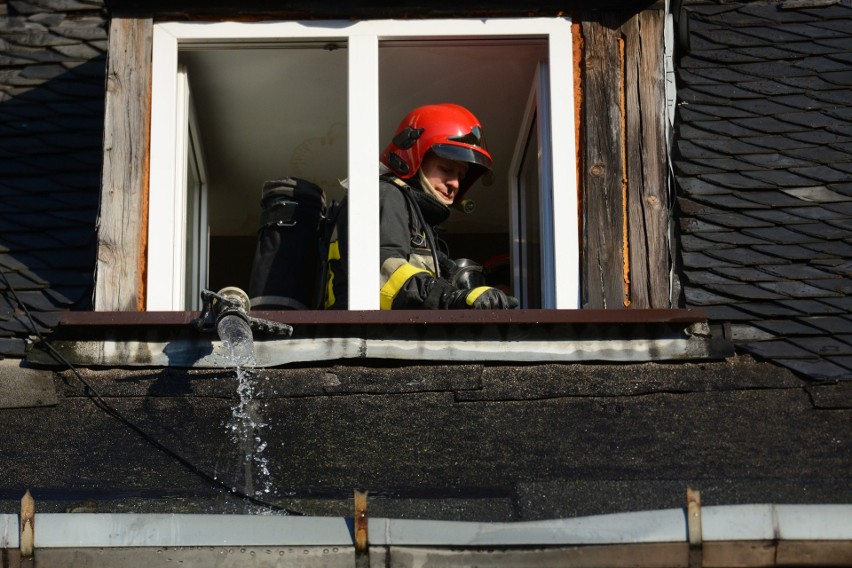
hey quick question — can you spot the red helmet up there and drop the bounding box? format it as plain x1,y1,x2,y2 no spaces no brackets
380,103,493,199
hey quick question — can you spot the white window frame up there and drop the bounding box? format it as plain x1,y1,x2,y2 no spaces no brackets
149,18,579,311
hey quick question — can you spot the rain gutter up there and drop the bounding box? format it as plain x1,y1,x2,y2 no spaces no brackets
1,504,850,549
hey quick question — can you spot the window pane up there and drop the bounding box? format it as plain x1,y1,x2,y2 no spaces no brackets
378,40,547,298
179,44,348,295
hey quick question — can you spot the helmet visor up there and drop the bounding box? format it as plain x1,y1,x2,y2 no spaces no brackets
430,143,493,172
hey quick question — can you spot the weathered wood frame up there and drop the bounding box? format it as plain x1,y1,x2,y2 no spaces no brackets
580,8,671,309
95,8,672,312
96,17,153,311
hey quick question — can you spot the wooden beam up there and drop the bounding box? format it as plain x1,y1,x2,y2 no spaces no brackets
581,15,626,309
96,17,153,311
624,10,670,309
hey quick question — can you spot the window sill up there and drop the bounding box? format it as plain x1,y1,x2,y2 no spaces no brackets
31,308,729,368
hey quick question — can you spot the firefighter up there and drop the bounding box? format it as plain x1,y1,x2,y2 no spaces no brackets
326,103,519,310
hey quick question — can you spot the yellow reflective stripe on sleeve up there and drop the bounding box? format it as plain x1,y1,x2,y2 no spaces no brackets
380,263,430,310
464,286,492,307
324,241,340,309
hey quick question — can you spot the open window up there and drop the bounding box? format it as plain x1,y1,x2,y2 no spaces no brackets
148,18,579,311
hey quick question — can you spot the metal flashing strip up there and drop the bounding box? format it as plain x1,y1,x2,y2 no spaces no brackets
29,334,719,368
1,505,849,549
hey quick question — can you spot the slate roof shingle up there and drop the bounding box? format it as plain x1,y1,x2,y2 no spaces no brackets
675,0,852,380
0,0,105,355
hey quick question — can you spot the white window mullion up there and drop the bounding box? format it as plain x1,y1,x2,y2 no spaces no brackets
346,35,380,310
548,23,580,309
148,25,180,311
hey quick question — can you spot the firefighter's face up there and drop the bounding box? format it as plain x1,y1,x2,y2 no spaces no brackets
420,153,468,205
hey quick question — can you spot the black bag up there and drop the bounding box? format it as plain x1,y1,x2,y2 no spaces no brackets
248,177,327,310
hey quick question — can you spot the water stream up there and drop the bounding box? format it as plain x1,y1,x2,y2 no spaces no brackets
217,314,274,500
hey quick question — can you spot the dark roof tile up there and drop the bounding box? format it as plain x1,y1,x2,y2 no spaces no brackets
758,263,840,280
739,339,817,359
741,226,821,244
819,296,852,311
780,186,852,203
683,286,739,306
677,139,730,160
736,78,803,96
780,22,852,40
693,138,780,156
781,205,847,221
704,304,757,321
690,193,769,210
712,283,788,300
824,201,852,215
742,208,813,225
681,251,737,269
773,357,852,380
828,183,852,197
824,357,852,376
739,134,816,151
682,270,741,286
733,116,808,134
740,169,822,187
779,111,848,129
779,308,852,322
786,130,850,148
792,336,852,356
7,289,65,311
701,212,774,229
736,60,819,79
783,38,850,56
736,301,807,318
738,190,814,207
782,146,851,162
752,318,824,336
680,67,756,84
730,46,808,61
791,165,850,183
757,280,842,298
801,241,852,257
771,93,836,110
672,159,723,175
698,172,773,190
680,234,728,252
701,231,773,246
680,217,730,234
752,243,834,260
692,157,762,172
712,265,775,282
689,119,763,138
0,338,27,357
675,174,733,196
685,83,764,101
808,88,852,106
705,246,787,265
809,277,852,295
788,222,852,240
689,48,764,64
737,3,813,23
677,103,757,120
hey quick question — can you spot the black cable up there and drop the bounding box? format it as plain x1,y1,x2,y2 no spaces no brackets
0,267,302,515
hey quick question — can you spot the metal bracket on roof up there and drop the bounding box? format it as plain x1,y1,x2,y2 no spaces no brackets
21,489,34,558
354,490,369,564
687,487,702,568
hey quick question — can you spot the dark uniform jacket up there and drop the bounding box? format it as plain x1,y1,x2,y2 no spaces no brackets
326,175,464,310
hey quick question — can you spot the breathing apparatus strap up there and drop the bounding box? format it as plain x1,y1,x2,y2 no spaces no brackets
382,174,442,279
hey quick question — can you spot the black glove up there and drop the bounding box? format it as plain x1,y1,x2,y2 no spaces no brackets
451,286,519,310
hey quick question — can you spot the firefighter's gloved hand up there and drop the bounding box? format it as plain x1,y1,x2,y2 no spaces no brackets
457,286,519,309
